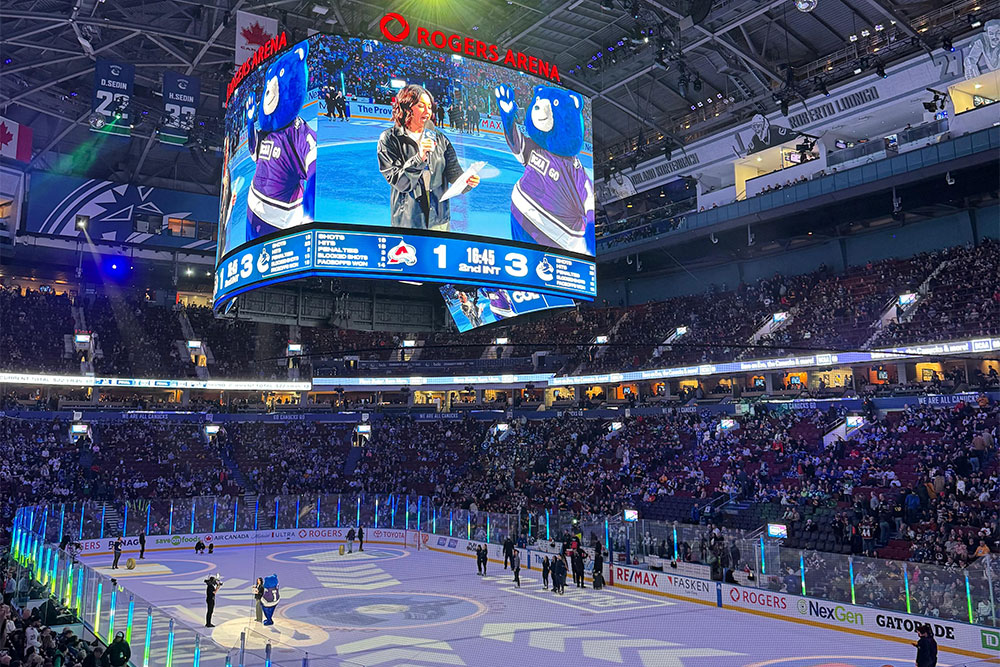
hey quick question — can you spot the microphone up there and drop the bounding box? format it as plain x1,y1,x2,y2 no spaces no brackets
423,118,437,149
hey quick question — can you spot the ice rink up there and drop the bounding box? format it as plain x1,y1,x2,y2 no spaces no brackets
78,540,957,667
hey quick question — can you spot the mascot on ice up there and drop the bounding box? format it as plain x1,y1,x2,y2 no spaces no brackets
260,574,280,626
494,84,595,256
245,43,316,240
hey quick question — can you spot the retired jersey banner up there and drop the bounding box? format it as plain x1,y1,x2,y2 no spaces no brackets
160,72,200,146
92,59,135,136
235,11,278,65
0,116,33,162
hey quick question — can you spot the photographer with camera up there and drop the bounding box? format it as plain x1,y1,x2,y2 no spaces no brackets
204,575,222,627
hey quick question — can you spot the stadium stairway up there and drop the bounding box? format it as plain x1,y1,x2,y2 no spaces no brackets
221,451,254,492
343,443,364,477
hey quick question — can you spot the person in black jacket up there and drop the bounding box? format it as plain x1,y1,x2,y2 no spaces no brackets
357,526,364,552
204,575,222,627
502,537,514,570
346,528,356,553
111,537,123,570
541,556,550,590
913,624,937,667
376,84,478,231
106,632,130,667
138,531,146,560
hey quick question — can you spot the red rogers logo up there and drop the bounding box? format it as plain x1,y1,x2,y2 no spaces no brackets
380,13,410,42
729,588,787,609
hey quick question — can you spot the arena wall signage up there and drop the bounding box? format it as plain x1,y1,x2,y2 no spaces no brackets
378,13,562,83
226,31,288,105
595,35,979,197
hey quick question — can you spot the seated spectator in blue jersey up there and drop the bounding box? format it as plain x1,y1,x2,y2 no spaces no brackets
376,84,479,231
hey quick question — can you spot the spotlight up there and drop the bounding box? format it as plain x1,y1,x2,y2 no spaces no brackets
849,34,858,42
861,29,870,37
942,36,954,52
75,215,89,231
816,79,830,96
692,76,703,92
874,23,884,31
922,101,937,113
853,64,863,75
780,98,789,116
795,0,818,11
970,15,982,28
875,61,887,78
678,76,688,98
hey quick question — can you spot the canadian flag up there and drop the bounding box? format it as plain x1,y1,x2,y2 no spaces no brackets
0,116,32,163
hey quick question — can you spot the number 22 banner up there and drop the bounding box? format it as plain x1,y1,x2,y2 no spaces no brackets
160,72,200,146
92,59,135,136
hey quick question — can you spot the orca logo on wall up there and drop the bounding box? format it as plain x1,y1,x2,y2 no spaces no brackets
177,78,189,91
110,65,122,77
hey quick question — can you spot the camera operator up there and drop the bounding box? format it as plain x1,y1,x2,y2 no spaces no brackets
204,575,222,627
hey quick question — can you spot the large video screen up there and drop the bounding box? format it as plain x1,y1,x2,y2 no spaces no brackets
441,285,574,333
215,33,597,310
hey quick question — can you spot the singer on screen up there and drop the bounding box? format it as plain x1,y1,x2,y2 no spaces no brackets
376,84,479,231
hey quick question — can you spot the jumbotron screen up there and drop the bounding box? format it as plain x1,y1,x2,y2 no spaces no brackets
214,32,597,310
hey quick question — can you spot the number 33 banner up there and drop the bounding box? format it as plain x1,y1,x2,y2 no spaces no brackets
161,72,200,146
92,59,135,136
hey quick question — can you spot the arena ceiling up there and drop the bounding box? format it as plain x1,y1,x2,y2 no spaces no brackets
0,0,989,194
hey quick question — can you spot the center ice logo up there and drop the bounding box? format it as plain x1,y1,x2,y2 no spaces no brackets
387,241,417,266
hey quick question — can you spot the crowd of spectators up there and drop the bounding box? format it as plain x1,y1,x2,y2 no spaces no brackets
83,296,192,378
1,397,997,614
221,422,352,494
184,305,290,378
0,584,116,667
0,287,75,373
871,239,1000,347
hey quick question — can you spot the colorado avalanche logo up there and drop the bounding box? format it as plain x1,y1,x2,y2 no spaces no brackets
387,240,417,266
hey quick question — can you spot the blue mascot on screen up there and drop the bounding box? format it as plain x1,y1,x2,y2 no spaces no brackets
494,84,595,256
260,574,280,626
245,42,316,241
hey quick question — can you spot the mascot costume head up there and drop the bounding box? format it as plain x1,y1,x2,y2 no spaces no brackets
260,574,280,625
494,84,594,256
245,41,316,240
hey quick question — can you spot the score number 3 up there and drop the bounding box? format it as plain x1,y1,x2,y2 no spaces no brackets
434,245,527,277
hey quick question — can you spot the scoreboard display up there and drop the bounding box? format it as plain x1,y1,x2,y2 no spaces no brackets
215,30,596,310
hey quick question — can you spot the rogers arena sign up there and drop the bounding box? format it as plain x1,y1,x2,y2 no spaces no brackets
225,31,288,106
379,13,561,83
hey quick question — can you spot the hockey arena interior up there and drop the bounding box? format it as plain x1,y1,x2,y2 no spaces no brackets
1,0,1000,666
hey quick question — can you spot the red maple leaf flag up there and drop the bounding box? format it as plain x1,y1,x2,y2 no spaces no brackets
241,22,271,49
235,11,277,65
0,116,32,162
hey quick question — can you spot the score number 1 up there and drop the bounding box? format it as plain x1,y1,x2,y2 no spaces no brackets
433,244,527,277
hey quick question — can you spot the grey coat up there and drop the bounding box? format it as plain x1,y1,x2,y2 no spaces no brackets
376,125,465,230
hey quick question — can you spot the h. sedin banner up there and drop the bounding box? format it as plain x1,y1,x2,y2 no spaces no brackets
92,59,135,137
160,72,200,146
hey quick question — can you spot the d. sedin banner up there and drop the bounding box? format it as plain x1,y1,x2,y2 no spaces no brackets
214,28,596,310
160,72,200,146
92,59,135,136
